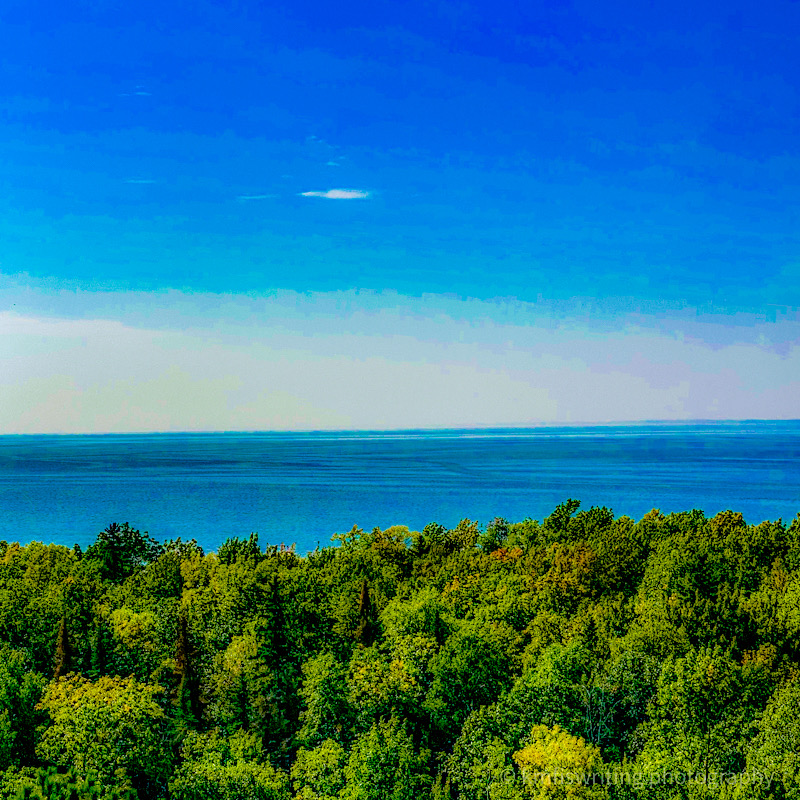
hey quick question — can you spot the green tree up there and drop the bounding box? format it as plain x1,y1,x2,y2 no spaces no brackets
291,739,347,800
6,766,136,799
88,621,110,679
208,624,292,749
297,653,352,747
355,581,378,647
380,588,451,645
217,532,261,566
0,647,46,769
449,705,526,800
174,611,201,722
83,523,162,582
426,621,516,736
340,717,430,800
635,646,752,794
744,680,800,799
169,729,291,800
36,675,173,797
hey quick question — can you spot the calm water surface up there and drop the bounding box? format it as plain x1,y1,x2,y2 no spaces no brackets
1,423,799,553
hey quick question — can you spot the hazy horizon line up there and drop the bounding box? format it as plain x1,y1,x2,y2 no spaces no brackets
2,418,798,438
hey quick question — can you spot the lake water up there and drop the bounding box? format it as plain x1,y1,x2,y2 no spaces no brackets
1,422,799,553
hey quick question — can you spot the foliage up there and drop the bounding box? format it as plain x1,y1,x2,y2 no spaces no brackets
83,523,162,582
169,729,290,800
513,724,606,799
339,718,430,800
0,647,46,769
3,766,137,799
297,653,351,747
291,739,347,800
0,505,798,799
35,674,173,796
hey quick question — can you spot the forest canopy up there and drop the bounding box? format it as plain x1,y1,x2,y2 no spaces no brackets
1,502,800,799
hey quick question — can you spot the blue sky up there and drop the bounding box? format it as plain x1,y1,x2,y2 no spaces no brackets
1,0,799,430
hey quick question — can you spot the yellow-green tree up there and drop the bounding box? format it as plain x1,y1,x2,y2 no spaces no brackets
513,724,607,800
291,738,348,800
36,675,172,796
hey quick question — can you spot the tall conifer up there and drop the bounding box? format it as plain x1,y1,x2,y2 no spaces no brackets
174,612,200,720
53,616,72,679
355,579,378,646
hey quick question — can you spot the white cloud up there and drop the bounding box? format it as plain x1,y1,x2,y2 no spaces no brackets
119,85,152,97
299,189,369,199
236,194,278,200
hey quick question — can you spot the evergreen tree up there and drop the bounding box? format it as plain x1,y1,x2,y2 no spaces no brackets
175,612,200,721
89,622,107,678
355,580,378,646
53,617,72,679
84,522,162,581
